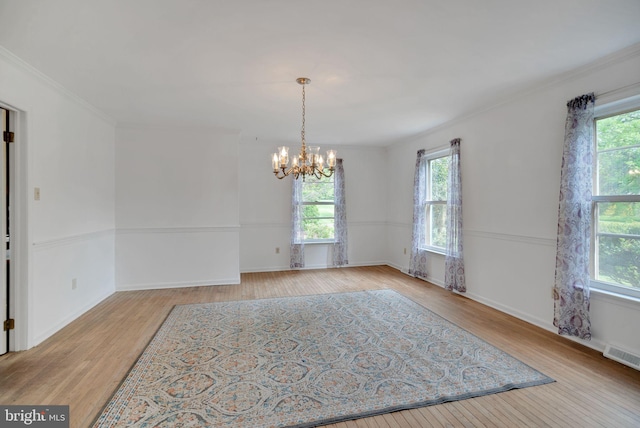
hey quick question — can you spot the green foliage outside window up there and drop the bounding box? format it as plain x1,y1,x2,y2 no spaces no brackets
596,109,640,289
430,157,449,201
302,175,335,240
427,156,448,248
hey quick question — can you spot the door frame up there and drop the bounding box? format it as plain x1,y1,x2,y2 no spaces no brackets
0,101,29,352
1,107,7,355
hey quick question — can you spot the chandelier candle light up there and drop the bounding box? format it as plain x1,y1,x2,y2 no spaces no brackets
272,78,336,180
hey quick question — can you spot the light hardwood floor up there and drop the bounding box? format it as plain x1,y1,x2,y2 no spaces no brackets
1,266,639,427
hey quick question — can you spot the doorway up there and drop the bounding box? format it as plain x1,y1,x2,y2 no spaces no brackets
1,107,13,355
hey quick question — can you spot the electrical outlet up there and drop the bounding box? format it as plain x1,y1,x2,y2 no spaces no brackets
34,187,41,201
275,247,280,254
72,278,77,290
404,248,407,255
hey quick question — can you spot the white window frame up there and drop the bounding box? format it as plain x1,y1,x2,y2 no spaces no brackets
302,176,336,243
422,148,449,254
591,94,640,300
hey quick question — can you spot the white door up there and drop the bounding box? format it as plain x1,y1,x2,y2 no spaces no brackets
0,107,7,355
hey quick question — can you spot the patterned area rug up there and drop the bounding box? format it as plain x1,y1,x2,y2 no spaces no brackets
93,289,553,427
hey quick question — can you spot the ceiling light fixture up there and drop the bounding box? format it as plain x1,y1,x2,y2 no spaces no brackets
272,78,336,180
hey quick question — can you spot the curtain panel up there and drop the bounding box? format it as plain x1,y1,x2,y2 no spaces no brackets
408,149,429,279
333,159,349,267
553,92,595,340
290,160,348,269
445,138,466,292
290,177,305,268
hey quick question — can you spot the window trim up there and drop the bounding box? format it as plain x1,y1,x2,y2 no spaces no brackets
591,96,640,300
301,178,336,243
421,148,449,253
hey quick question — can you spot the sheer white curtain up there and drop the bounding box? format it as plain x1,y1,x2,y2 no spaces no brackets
553,93,595,340
290,178,305,268
333,159,348,267
445,138,465,292
408,150,429,279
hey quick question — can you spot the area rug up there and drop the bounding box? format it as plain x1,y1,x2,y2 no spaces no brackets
93,289,553,427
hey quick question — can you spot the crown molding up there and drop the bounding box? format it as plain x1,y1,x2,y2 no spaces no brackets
117,121,241,134
388,42,640,148
0,45,116,126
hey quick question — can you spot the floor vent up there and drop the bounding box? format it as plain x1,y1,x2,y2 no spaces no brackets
603,344,640,371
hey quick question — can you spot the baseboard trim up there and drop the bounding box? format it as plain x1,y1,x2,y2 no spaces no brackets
116,277,241,291
386,263,445,288
240,261,387,274
463,290,606,353
388,263,607,353
30,287,115,348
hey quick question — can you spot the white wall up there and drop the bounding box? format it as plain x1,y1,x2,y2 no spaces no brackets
2,38,638,359
385,46,640,356
385,141,448,283
239,140,388,271
115,126,241,289
0,47,116,349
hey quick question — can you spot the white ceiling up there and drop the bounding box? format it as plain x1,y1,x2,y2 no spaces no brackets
1,0,639,146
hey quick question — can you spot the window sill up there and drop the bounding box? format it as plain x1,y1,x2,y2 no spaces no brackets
302,240,336,245
421,246,446,256
590,280,640,305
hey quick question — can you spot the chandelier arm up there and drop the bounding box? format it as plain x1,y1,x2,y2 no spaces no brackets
317,168,334,178
272,77,336,181
274,165,299,179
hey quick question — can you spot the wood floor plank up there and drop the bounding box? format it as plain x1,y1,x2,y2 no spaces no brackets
0,265,639,428
415,406,447,428
447,401,486,427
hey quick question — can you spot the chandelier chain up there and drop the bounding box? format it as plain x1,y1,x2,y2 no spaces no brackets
272,77,335,180
301,83,306,143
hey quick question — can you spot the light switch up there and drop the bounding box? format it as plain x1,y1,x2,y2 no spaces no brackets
34,187,41,201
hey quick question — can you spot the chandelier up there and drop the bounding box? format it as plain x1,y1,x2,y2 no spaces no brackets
272,78,336,180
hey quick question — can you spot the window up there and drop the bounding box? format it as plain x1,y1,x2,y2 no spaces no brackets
423,150,449,251
593,103,640,299
301,174,335,242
